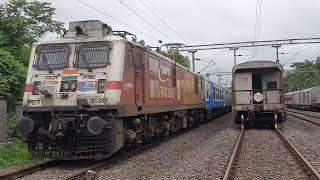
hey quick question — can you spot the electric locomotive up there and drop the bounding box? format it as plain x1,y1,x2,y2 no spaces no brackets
17,20,231,160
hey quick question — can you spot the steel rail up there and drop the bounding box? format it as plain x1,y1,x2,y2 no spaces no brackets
287,110,320,126
0,160,59,179
65,162,106,180
275,128,320,179
223,128,244,180
223,127,320,180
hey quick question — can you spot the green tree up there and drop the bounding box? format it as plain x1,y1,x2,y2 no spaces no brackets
0,50,26,107
284,60,319,92
0,0,64,49
0,0,63,108
159,49,191,68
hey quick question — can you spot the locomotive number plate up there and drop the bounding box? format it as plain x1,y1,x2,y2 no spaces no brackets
27,99,43,106
90,97,108,104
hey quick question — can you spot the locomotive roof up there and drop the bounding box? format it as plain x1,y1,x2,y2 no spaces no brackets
233,61,283,72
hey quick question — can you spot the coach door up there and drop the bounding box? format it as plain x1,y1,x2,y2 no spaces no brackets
133,47,144,109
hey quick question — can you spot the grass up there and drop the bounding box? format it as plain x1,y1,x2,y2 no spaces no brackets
0,138,33,168
0,112,33,169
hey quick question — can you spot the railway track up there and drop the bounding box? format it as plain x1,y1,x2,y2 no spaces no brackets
223,128,320,180
0,160,59,180
287,109,320,126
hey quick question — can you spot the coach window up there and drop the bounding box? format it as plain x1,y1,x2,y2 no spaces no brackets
194,76,199,94
267,81,277,90
172,66,176,87
127,50,133,68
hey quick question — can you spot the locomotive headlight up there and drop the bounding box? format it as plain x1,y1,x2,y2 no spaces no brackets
98,79,106,93
70,81,77,91
61,81,69,91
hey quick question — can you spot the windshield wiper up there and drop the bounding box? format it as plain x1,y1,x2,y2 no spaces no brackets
43,55,53,73
81,53,92,72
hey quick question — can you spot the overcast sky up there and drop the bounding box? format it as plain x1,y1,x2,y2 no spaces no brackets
18,0,320,85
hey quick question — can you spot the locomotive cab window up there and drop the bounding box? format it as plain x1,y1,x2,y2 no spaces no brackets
74,42,111,69
34,45,70,70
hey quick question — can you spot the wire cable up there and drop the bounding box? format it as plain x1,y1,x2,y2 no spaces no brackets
77,0,159,41
283,50,302,66
137,0,189,44
199,59,215,73
116,0,174,42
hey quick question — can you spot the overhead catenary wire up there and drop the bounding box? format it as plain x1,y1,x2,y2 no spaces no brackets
283,49,302,66
198,59,215,73
76,0,159,41
136,0,189,44
116,0,174,42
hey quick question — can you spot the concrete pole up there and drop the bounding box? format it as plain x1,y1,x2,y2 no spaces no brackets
272,45,281,63
229,47,239,66
188,50,197,72
217,74,222,84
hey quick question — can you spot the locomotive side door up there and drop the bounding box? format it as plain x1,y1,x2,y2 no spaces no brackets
133,47,144,109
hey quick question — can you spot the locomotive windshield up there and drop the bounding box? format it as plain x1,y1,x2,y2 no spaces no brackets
74,42,110,69
34,46,70,70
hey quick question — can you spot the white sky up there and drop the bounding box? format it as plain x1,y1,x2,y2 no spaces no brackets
5,0,320,85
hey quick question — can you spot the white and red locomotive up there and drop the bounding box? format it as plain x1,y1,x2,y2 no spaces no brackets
18,20,230,160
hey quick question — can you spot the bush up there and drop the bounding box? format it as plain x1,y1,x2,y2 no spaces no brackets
0,139,32,168
0,50,26,109
7,112,17,138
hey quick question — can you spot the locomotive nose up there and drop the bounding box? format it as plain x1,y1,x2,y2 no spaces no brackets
17,117,34,139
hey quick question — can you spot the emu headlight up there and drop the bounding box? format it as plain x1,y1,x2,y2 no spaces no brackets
17,117,34,139
87,116,105,135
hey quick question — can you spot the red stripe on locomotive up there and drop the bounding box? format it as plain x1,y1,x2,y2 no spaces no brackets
24,84,33,92
106,81,122,89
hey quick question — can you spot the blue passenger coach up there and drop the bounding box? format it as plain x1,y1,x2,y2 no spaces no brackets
204,79,231,119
